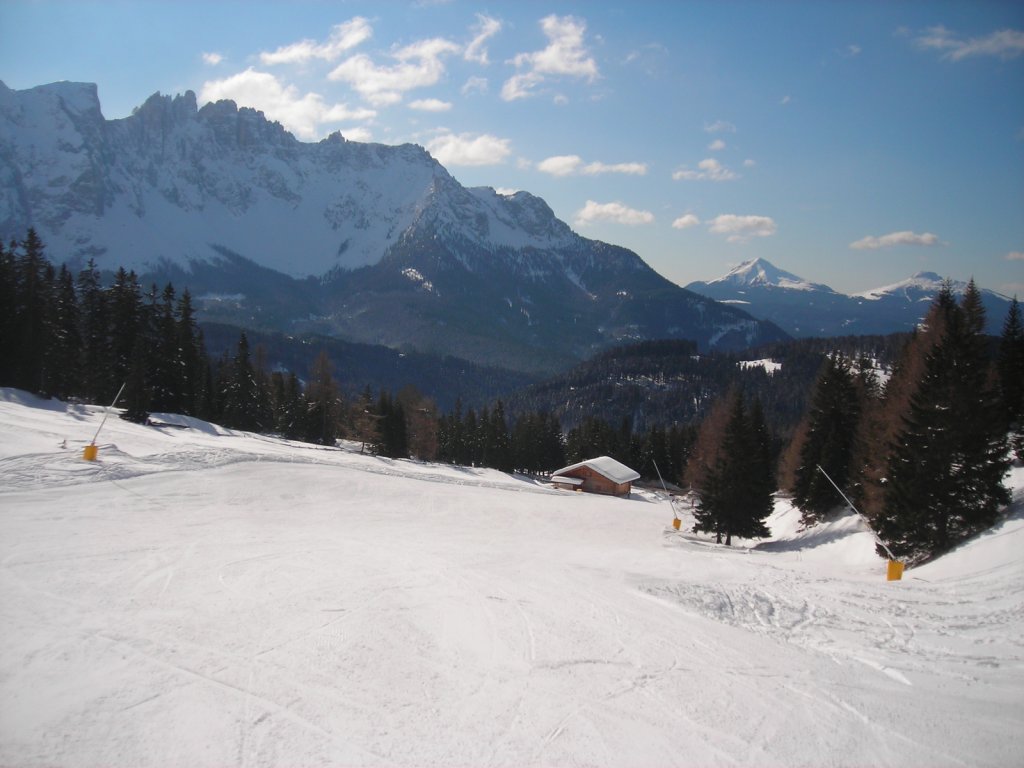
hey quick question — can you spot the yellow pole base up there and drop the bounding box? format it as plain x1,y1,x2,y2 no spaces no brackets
672,518,681,530
887,560,904,581
83,444,98,461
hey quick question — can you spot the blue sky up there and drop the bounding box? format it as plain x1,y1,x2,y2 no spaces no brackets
2,1,1023,296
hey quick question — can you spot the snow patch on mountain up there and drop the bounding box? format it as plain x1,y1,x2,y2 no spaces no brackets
0,82,575,279
712,258,834,293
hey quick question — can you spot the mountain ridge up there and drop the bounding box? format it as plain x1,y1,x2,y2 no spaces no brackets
1,80,789,373
687,258,1013,337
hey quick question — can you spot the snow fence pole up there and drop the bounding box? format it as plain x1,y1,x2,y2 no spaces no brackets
83,382,126,461
653,460,681,530
815,464,902,579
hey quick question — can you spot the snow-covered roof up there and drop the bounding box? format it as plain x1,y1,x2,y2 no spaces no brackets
552,456,641,484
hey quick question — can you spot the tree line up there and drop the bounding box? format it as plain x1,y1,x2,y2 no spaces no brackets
0,231,432,458
780,282,1022,563
4,231,1021,563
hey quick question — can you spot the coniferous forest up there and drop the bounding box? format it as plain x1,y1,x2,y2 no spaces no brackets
3,230,1022,564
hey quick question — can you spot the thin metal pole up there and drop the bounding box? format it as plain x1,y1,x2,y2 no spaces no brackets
816,464,897,561
653,460,681,524
90,381,127,446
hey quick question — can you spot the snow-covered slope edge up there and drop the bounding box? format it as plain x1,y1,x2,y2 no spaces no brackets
2,386,1021,767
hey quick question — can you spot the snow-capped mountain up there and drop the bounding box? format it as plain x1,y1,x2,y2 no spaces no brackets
710,258,834,293
0,81,788,372
687,258,1013,338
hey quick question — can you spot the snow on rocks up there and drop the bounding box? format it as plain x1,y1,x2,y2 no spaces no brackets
1,388,1022,766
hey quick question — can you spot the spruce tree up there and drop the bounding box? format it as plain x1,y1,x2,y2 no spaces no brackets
693,392,772,545
76,259,111,402
489,400,513,471
148,284,180,414
175,290,204,416
0,241,14,386
877,285,1010,561
997,297,1024,459
304,350,341,446
221,333,258,430
107,268,143,402
747,397,777,518
43,265,82,400
792,356,862,524
12,229,54,393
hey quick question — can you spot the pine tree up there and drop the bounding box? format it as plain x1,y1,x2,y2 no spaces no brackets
12,229,54,393
0,241,14,385
747,397,777,516
107,268,143,402
877,285,1010,562
373,390,408,458
996,297,1024,460
855,297,952,522
352,385,379,454
175,290,204,416
683,391,734,492
693,392,772,545
395,385,438,462
792,356,862,524
42,265,83,400
221,333,258,430
304,350,341,446
488,400,513,471
76,259,111,402
148,284,180,413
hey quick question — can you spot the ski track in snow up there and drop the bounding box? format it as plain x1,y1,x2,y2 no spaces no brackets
1,389,1022,767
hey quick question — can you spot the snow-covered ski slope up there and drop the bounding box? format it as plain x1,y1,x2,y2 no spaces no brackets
1,388,1021,767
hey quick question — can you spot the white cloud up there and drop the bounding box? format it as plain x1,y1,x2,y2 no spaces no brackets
342,126,373,143
202,52,224,66
462,76,488,95
708,139,726,151
846,44,862,57
672,158,739,182
1006,251,1024,261
574,200,654,227
672,213,701,230
260,18,372,65
329,37,460,106
582,161,647,175
537,155,647,177
704,120,736,134
538,154,582,176
426,132,511,166
780,95,792,105
465,14,501,64
502,15,598,101
409,98,452,112
200,68,375,140
849,231,941,250
915,25,1024,61
708,214,777,243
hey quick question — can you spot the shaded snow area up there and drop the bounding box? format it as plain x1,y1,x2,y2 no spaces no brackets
1,388,1022,767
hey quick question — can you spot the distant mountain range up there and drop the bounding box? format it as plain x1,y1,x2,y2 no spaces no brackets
686,258,1014,337
0,81,787,374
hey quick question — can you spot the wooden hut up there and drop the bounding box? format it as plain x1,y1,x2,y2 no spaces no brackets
550,456,641,498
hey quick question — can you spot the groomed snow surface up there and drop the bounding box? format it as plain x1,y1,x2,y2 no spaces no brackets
1,388,1021,767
